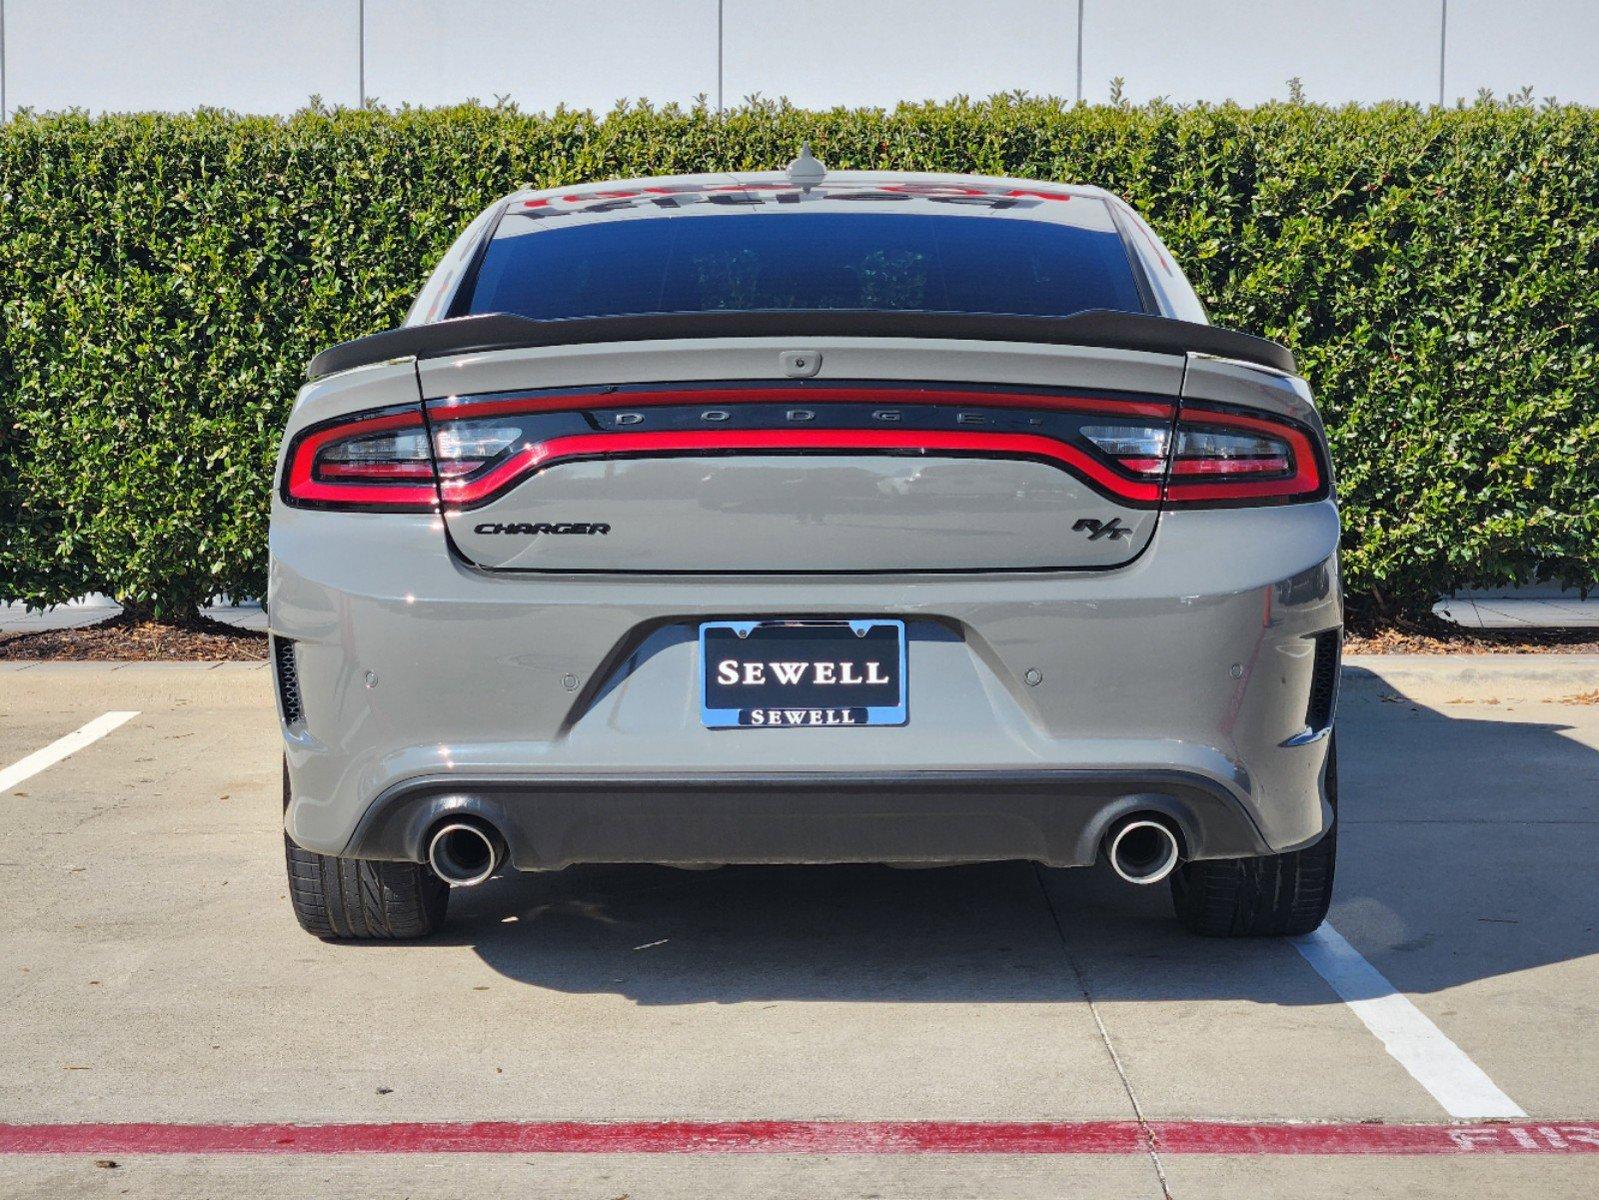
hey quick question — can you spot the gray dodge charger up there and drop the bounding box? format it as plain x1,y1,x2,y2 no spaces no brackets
271,153,1341,941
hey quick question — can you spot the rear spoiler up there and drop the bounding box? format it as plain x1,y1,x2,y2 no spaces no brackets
306,308,1297,381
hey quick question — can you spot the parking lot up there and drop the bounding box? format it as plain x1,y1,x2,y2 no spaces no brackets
2,655,1597,1197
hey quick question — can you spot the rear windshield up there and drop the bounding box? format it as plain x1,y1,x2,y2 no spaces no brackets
462,211,1147,321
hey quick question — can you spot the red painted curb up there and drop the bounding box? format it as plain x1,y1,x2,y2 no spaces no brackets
2,1120,1597,1156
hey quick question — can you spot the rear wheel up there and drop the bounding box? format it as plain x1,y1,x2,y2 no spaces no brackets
282,761,448,939
1171,735,1338,937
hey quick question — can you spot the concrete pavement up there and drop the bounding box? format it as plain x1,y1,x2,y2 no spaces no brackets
1,656,1596,1196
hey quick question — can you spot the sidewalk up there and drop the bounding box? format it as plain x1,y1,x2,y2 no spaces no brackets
0,598,267,633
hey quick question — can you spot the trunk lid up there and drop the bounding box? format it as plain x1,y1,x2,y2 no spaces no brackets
421,338,1182,573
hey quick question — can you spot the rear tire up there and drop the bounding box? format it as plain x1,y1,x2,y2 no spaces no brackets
282,760,448,940
1170,735,1338,937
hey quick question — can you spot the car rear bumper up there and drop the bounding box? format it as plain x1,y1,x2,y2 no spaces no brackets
341,769,1285,870
270,499,1342,868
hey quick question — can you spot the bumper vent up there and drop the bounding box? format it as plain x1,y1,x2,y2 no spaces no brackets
1306,630,1341,732
272,636,304,726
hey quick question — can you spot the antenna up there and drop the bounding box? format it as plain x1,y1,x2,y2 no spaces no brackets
785,142,826,192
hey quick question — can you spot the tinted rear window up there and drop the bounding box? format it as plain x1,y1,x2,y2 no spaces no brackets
463,212,1146,321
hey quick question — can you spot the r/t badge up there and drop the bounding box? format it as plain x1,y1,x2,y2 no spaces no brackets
1073,517,1134,541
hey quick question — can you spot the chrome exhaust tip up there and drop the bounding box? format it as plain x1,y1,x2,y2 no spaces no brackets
426,821,505,888
1105,817,1181,886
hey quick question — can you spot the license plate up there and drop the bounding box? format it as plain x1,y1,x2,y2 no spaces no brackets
700,619,908,729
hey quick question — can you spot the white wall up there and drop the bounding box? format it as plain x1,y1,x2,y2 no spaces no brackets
3,0,1597,117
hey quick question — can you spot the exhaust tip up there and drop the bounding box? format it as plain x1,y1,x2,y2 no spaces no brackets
426,821,504,888
1106,817,1181,886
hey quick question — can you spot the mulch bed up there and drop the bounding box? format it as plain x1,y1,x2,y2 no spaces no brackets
1343,618,1599,655
0,612,268,662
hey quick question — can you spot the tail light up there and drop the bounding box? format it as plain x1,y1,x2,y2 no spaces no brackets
1084,403,1324,506
281,405,526,510
281,389,1324,511
281,407,439,510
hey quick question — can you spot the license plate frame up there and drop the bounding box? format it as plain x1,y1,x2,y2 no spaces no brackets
699,619,908,729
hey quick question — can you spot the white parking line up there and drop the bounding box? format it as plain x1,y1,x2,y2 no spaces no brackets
0,711,140,792
1295,923,1526,1119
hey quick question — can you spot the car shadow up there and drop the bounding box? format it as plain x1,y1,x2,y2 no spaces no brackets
439,665,1599,1006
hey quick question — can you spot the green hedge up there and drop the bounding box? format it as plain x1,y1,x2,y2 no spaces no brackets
2,98,1596,620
